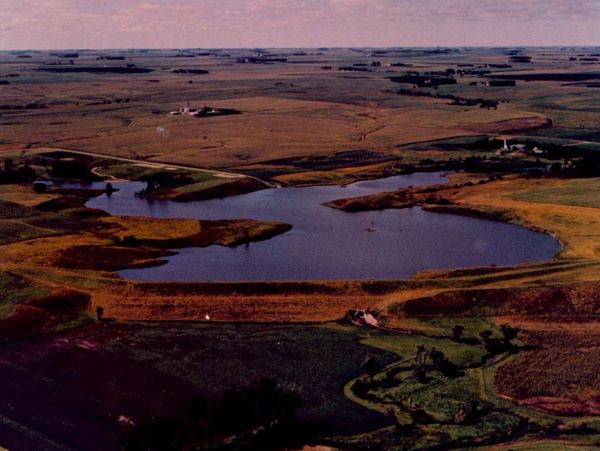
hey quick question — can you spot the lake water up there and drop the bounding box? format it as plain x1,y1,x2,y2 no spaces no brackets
84,172,561,281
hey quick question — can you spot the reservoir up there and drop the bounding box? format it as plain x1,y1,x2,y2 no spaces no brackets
85,172,561,281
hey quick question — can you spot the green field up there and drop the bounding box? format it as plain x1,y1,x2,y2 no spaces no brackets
511,178,600,209
110,323,401,435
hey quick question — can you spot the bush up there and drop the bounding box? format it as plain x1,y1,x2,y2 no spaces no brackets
28,289,91,311
123,378,316,451
114,235,141,247
351,379,369,398
33,182,48,193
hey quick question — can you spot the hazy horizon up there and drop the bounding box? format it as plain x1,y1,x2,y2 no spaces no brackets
1,0,599,51
4,45,600,52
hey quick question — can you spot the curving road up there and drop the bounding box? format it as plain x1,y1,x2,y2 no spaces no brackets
32,147,279,187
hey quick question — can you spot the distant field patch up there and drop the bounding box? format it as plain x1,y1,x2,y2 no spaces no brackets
511,178,600,209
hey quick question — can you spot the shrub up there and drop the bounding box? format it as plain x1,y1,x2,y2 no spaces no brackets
28,289,91,311
33,182,48,193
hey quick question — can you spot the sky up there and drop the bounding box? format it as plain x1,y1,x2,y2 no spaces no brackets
1,0,599,50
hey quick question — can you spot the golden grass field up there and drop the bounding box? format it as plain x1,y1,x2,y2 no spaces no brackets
448,175,600,261
2,48,581,172
1,94,547,169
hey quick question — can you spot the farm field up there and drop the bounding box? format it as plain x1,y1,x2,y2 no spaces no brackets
0,322,396,449
1,46,600,449
3,47,594,174
511,177,600,209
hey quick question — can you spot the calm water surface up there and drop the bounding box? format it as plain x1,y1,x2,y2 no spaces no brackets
84,172,561,281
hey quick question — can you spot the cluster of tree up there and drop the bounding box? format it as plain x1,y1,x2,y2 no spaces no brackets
32,181,48,193
390,73,457,88
509,55,532,63
479,325,520,356
423,195,452,205
123,378,326,451
236,57,287,64
451,323,520,356
49,159,97,181
393,153,552,177
396,88,499,108
433,137,504,152
172,51,231,58
390,48,458,56
113,235,141,247
426,69,456,76
458,68,491,76
172,69,210,75
452,400,483,425
352,345,460,398
0,103,47,110
41,60,75,66
50,52,79,58
507,140,600,177
195,107,242,118
413,345,460,382
523,140,595,160
85,98,130,106
566,157,600,177
338,66,370,72
136,172,194,196
0,159,37,184
37,66,154,74
487,80,517,87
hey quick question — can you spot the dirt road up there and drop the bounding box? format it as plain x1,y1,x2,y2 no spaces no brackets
33,147,280,187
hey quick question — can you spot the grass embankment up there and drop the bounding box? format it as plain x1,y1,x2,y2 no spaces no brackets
96,161,268,200
54,218,290,271
0,184,291,337
0,270,91,342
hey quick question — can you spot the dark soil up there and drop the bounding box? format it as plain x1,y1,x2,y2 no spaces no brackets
0,322,396,450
